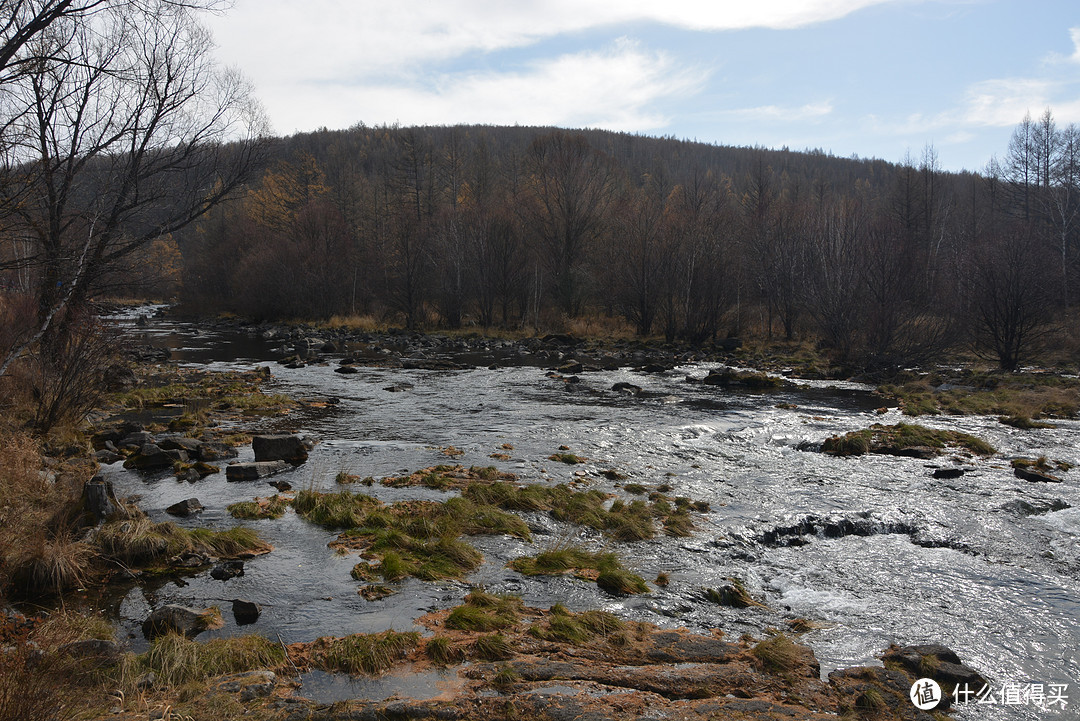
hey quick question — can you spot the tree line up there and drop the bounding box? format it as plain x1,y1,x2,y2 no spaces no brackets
175,114,1077,372
0,4,1076,379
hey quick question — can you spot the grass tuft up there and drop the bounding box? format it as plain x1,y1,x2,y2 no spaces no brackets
750,633,802,673
227,495,288,520
473,634,513,661
316,630,420,675
134,632,284,689
425,636,462,666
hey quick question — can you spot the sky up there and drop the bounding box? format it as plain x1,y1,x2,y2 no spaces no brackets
204,0,1080,172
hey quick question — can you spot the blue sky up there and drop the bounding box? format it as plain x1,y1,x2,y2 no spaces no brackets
206,1,1080,172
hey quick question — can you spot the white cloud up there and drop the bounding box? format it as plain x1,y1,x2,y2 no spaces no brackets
962,78,1056,127
717,101,834,122
208,0,896,82
261,40,708,134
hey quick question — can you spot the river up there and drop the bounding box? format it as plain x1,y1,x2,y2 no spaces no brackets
95,310,1080,719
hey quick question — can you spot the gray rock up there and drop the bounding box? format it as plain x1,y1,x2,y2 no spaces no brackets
94,448,123,464
611,382,642,395
157,436,203,454
226,460,290,481
232,598,261,625
176,468,201,483
252,434,309,463
218,670,276,701
118,431,154,449
142,605,215,639
198,441,238,462
1014,467,1061,483
211,560,244,581
122,443,175,470
165,498,204,517
80,477,118,525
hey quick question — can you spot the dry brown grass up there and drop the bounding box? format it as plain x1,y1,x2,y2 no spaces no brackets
0,428,95,595
322,314,386,332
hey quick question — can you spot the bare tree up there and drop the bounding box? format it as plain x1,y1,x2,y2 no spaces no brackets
968,220,1055,371
521,131,614,316
0,0,264,375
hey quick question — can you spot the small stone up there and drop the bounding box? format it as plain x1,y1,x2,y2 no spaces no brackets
211,560,245,581
165,498,204,517
232,598,261,625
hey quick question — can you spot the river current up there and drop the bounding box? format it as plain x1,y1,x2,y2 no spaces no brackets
96,311,1080,719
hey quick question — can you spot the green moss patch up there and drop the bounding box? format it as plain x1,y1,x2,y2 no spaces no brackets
464,482,702,541
294,490,530,584
381,464,517,490
822,423,995,458
879,374,1080,419
509,546,648,595
227,495,289,520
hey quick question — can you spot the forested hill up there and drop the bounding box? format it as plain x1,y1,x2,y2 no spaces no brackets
161,117,1073,373
273,124,911,201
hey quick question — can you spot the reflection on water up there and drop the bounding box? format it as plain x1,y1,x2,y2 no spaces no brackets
92,311,1080,716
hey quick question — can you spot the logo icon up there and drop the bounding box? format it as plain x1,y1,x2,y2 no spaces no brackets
910,678,942,710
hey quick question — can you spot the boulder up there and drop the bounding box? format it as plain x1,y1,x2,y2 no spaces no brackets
217,670,276,701
611,382,642,395
102,364,137,391
252,434,309,464
166,498,204,517
123,444,184,470
881,643,987,694
94,449,123,465
932,468,965,479
118,431,154,449
334,365,360,374
232,598,261,625
157,436,204,454
640,363,670,373
176,467,201,483
211,560,244,581
90,421,141,450
226,461,290,482
198,441,238,462
142,605,219,639
1014,467,1061,483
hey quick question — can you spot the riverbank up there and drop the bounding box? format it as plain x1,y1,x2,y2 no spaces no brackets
4,307,1077,720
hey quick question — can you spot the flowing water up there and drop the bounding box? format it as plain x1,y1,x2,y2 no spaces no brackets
95,310,1080,719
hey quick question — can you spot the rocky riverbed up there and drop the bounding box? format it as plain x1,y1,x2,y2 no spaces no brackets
42,306,1080,720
